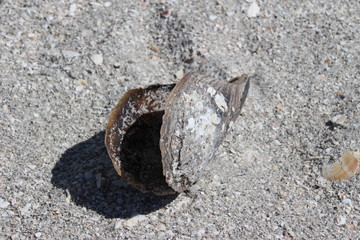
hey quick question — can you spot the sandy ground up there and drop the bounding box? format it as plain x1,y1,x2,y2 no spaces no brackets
1,0,360,239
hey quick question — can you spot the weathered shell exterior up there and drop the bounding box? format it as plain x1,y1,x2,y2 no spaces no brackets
105,72,250,195
160,73,249,192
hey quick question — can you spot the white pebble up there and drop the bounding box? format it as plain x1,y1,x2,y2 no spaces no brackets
27,164,37,170
157,223,166,231
35,232,42,238
175,70,184,79
90,54,103,65
331,114,347,125
338,216,346,225
0,198,10,209
273,140,282,146
21,203,32,214
68,3,77,16
62,50,80,59
341,198,352,204
325,147,333,153
209,15,217,21
45,14,54,21
3,104,9,113
316,177,327,187
247,1,260,18
114,220,122,229
197,229,206,236
90,216,101,222
104,2,112,7
226,11,234,16
75,85,84,92
124,214,147,228
65,189,71,204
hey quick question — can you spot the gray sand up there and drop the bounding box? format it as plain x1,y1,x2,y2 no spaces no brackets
1,0,359,239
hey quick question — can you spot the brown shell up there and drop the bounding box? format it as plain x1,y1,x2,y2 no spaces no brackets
105,72,250,195
322,152,360,181
105,84,176,195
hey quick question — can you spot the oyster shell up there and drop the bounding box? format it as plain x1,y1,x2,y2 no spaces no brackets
105,73,250,195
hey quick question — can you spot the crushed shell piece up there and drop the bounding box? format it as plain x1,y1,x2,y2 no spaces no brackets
322,152,360,181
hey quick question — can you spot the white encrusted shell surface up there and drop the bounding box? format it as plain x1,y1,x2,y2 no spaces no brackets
160,73,250,192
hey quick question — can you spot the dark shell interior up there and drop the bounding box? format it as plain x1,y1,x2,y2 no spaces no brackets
105,84,176,195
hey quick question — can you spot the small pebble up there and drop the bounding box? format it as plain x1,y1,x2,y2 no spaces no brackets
82,29,92,37
62,50,80,59
226,11,234,16
90,216,101,222
20,203,32,214
151,55,160,61
68,3,77,16
65,189,71,203
157,223,166,231
113,62,121,68
75,85,84,92
27,164,37,170
341,198,352,204
247,1,260,18
325,148,333,153
76,79,88,87
316,177,327,187
0,198,10,209
275,104,284,112
331,114,347,125
2,104,9,113
90,54,103,65
338,216,346,225
124,214,147,228
197,229,206,236
273,140,282,146
114,221,122,229
45,14,54,21
209,15,217,21
161,10,171,18
175,70,184,79
35,232,42,238
104,2,112,7
149,44,160,52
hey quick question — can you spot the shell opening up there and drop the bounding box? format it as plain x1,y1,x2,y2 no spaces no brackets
120,111,174,194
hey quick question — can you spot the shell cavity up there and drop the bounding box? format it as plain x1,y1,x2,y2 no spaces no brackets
105,84,176,195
